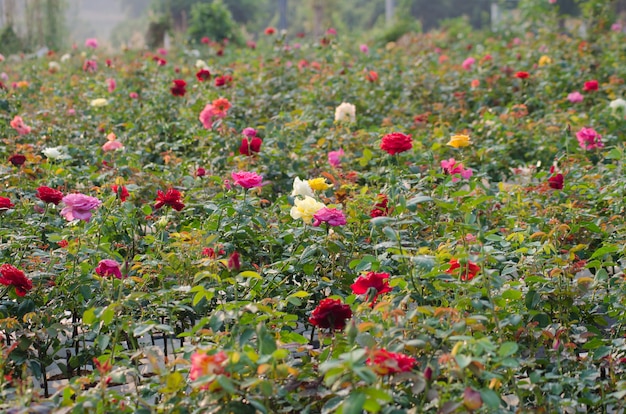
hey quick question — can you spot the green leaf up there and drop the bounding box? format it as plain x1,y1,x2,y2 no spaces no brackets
83,308,95,325
498,342,519,357
480,389,501,409
341,392,366,414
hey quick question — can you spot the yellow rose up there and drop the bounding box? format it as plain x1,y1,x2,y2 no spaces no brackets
90,98,108,107
538,55,552,66
308,178,332,191
447,134,472,148
290,196,325,224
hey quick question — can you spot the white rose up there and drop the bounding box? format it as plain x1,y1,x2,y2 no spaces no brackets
334,102,356,123
609,98,626,117
42,147,64,160
90,98,108,107
291,177,314,198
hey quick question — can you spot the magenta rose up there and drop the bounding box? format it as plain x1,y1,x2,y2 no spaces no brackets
312,207,347,227
95,259,122,279
231,171,263,189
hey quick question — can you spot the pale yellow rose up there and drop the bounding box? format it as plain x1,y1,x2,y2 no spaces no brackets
290,196,325,224
90,98,108,107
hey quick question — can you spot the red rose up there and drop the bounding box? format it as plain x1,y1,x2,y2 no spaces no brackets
446,259,480,281
370,194,390,218
514,71,529,79
583,79,599,92
366,70,378,82
265,27,276,35
36,186,64,205
0,197,14,210
214,75,233,87
170,79,187,96
0,264,33,297
196,69,211,82
351,272,392,303
196,167,206,177
366,348,417,375
548,173,564,190
239,137,262,156
8,154,26,166
201,37,210,44
111,185,129,202
309,298,352,330
380,132,412,155
155,188,185,211
227,251,241,271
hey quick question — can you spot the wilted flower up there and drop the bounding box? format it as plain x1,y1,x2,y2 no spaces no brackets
334,102,356,123
463,387,483,411
290,196,325,224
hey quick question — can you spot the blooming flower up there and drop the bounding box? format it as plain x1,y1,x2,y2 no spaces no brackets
440,158,473,182
583,79,599,92
360,44,369,54
548,173,564,190
309,298,352,330
95,259,122,279
102,133,123,152
538,55,552,66
447,134,472,148
111,185,129,202
8,154,26,166
199,98,231,129
514,71,530,79
328,148,344,167
227,251,241,271
10,116,31,135
90,98,108,107
196,69,211,82
189,350,228,389
42,147,66,160
170,79,187,96
0,264,33,297
36,186,64,205
312,208,346,227
85,38,98,48
264,27,276,35
239,137,262,156
446,259,480,281
351,271,392,303
308,178,332,191
231,171,263,189
155,188,185,211
129,92,139,99
291,177,314,198
290,196,325,224
60,194,102,222
195,167,206,177
370,194,390,218
106,78,116,93
567,91,584,103
334,102,356,123
214,75,233,87
366,70,378,82
462,57,475,70
609,98,626,117
83,59,97,72
380,132,412,155
576,127,603,150
366,349,417,375
242,127,257,137
0,197,14,210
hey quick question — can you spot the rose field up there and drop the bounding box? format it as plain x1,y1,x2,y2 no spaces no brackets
3,2,626,413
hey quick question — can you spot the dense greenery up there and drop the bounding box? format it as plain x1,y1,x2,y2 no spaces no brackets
1,0,626,412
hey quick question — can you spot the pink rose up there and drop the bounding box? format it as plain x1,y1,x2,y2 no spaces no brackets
95,259,122,279
462,57,475,70
231,171,263,189
312,208,347,227
60,193,101,222
567,91,584,103
576,127,603,150
328,148,344,167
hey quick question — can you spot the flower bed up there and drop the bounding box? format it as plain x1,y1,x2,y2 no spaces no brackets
1,4,626,413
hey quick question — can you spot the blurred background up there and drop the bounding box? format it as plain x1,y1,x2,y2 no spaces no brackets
0,0,621,54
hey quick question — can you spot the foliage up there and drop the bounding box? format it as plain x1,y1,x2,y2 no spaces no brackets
2,1,626,413
186,1,243,45
0,26,23,55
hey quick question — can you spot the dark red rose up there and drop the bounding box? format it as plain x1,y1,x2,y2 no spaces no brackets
548,173,564,190
155,188,185,211
309,298,352,330
0,264,33,297
446,259,480,281
8,154,26,166
380,132,412,155
583,79,599,92
214,75,232,87
36,186,64,205
196,69,211,82
239,137,262,156
227,251,241,271
195,167,206,177
0,197,14,210
370,194,390,218
153,56,167,66
170,79,187,96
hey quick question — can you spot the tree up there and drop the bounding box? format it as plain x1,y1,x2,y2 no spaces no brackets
187,1,243,44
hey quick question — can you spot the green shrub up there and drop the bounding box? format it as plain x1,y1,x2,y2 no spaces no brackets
187,1,243,45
